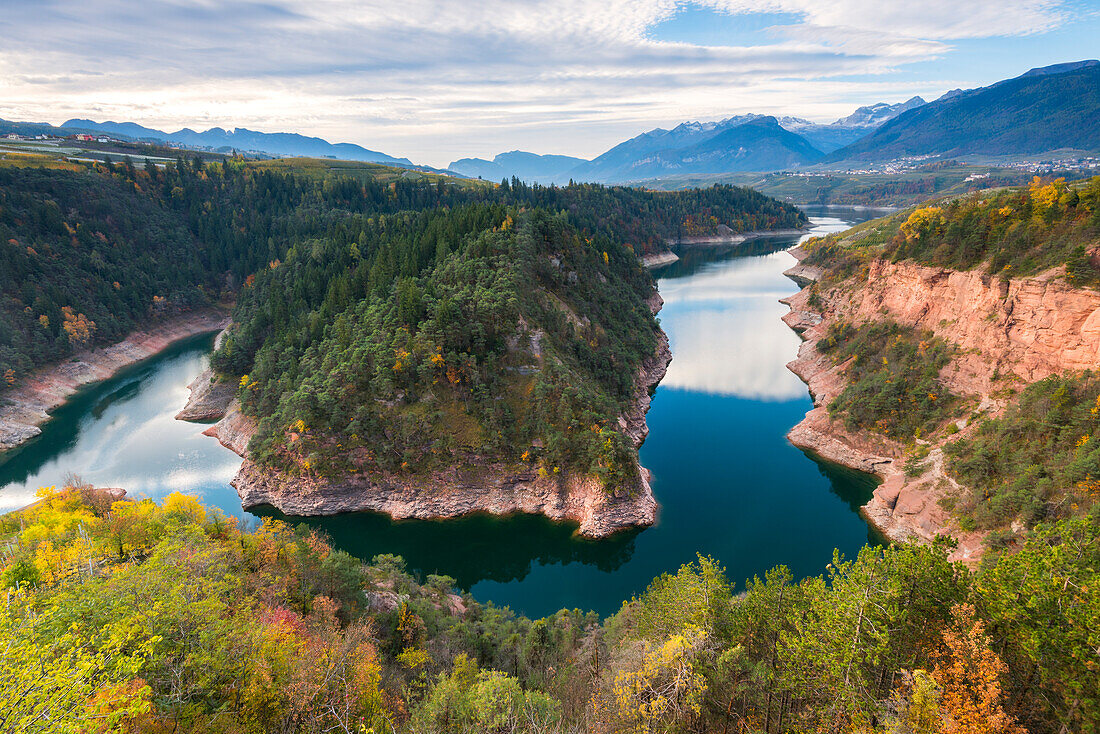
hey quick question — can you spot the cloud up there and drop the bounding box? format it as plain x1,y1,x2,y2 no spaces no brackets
0,0,1072,165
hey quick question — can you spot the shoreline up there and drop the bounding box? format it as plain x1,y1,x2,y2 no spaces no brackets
667,226,805,248
183,291,672,539
641,251,680,269
0,309,230,455
778,246,985,562
779,243,1100,563
793,203,900,212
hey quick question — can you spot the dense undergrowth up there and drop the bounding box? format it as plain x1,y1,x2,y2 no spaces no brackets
818,320,959,439
2,486,1096,733
802,176,1100,284
946,372,1100,534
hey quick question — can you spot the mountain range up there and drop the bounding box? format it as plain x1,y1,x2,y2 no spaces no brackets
451,61,1098,183
450,96,929,184
60,119,413,167
6,60,1097,185
825,60,1100,163
780,96,927,152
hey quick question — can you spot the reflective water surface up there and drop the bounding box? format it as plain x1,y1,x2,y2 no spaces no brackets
0,334,244,515
0,207,883,617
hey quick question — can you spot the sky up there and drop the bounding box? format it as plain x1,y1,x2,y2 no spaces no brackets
2,0,1098,168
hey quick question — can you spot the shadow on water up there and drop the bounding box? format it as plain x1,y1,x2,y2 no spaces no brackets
251,506,641,589
90,380,143,419
801,450,890,547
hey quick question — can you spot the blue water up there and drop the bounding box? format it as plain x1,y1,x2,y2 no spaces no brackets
0,334,246,517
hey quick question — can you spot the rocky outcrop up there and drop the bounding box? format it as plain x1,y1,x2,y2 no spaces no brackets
176,368,238,421
176,328,237,422
0,311,230,454
781,294,985,562
204,289,672,538
782,249,824,288
231,459,657,538
780,248,1100,562
202,400,258,457
833,259,1100,395
642,251,680,269
620,291,673,448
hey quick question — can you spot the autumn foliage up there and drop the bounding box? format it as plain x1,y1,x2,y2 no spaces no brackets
2,487,1097,733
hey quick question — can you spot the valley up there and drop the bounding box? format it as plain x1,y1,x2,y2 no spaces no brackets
3,14,1099,728
1,207,881,617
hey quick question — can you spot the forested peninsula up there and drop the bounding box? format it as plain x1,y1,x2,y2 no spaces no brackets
0,157,805,531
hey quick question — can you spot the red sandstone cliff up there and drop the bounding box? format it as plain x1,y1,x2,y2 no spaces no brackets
781,248,1100,561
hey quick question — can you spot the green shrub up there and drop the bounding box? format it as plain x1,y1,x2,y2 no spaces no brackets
947,372,1100,530
820,320,958,439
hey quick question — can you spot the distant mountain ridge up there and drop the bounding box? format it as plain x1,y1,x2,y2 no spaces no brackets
448,151,587,182
62,119,412,166
12,60,1093,185
834,97,927,128
827,60,1100,162
454,97,928,184
602,116,825,180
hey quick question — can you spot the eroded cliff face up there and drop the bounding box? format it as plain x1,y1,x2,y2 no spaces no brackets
781,250,1100,561
186,289,672,538
176,368,238,421
175,329,237,422
834,259,1100,394
229,458,657,538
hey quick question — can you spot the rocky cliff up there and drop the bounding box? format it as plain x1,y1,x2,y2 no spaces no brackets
188,291,672,538
0,311,229,453
175,329,237,421
781,248,1100,561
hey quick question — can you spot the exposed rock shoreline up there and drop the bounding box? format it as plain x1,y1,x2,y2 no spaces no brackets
668,227,805,248
0,310,230,454
641,251,680,269
174,330,236,421
780,245,1100,562
183,291,673,538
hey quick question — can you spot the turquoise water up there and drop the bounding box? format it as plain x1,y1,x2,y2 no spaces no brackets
0,207,883,617
0,333,247,517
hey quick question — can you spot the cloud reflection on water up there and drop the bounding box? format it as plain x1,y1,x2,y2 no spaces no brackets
658,250,808,401
656,215,859,401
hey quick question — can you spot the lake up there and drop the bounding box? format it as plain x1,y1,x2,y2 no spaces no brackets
0,207,883,617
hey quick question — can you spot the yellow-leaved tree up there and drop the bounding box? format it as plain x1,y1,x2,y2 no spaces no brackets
933,603,1024,734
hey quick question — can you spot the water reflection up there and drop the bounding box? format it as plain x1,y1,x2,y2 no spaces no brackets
255,507,641,590
659,251,808,401
0,334,245,515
